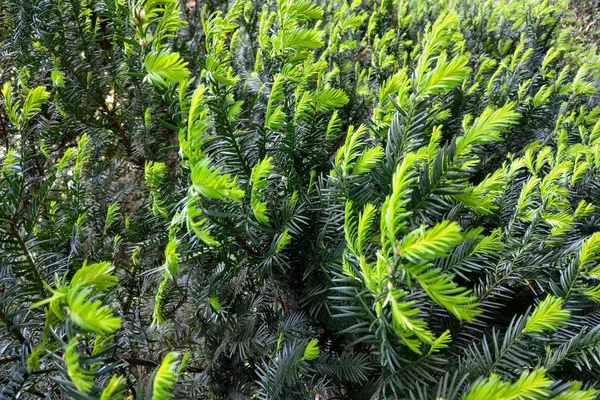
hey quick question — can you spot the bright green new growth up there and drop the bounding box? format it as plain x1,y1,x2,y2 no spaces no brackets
145,50,190,86
31,261,120,334
64,338,95,394
250,156,274,223
152,352,182,400
1,83,49,128
100,375,126,400
3,0,600,398
67,289,122,335
525,295,570,333
145,161,167,188
462,368,552,400
303,338,320,361
463,368,598,400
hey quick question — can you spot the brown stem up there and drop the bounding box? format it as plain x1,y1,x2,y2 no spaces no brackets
0,352,205,376
0,355,19,364
12,226,46,299
118,356,204,373
0,107,8,151
0,308,27,344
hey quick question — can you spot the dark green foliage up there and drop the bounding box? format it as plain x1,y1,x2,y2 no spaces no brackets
1,0,600,399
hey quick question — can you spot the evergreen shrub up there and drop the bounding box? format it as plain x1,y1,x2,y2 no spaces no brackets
2,0,600,398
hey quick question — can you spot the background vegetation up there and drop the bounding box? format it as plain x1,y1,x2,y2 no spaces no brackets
2,0,600,398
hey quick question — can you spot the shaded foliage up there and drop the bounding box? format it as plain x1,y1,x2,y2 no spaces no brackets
1,0,600,399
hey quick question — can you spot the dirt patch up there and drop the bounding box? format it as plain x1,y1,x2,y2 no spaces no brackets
570,0,600,45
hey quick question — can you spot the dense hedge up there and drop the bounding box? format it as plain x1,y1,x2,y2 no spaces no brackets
2,0,600,398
